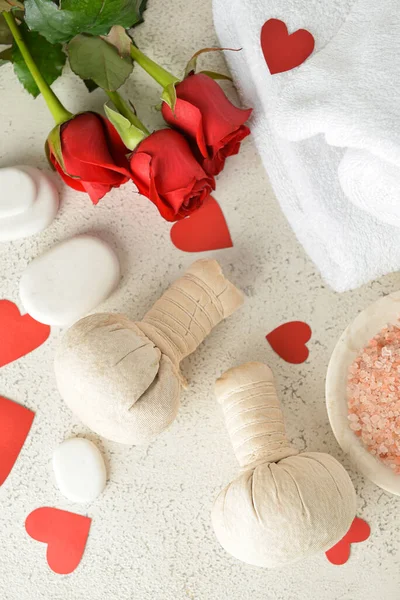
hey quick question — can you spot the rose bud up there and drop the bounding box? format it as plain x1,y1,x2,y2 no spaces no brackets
47,112,131,205
129,128,215,222
161,73,252,176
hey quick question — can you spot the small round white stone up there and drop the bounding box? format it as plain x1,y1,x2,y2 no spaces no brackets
0,166,59,242
0,167,36,217
53,437,107,503
19,234,121,326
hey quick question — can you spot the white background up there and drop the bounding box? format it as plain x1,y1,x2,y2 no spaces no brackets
0,1,400,599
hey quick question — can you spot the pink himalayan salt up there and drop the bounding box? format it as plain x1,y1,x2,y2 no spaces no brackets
347,323,400,474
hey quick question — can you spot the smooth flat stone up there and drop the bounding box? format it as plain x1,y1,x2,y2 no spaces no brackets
0,167,36,217
53,437,107,503
19,235,121,326
0,166,59,242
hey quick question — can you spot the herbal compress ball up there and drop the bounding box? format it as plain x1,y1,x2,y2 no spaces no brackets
55,260,243,445
212,362,356,568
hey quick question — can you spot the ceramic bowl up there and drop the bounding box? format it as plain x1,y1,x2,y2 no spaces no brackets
326,291,400,496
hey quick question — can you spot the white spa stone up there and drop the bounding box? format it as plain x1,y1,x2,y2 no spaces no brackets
19,234,121,326
0,166,59,242
0,167,36,217
53,437,107,503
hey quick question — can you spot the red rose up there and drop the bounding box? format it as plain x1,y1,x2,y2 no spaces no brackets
129,128,215,222
161,73,252,176
48,112,131,205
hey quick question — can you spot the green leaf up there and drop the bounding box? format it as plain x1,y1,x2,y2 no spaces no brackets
0,45,12,66
184,46,240,78
12,8,24,21
127,0,147,34
0,0,24,13
102,25,132,57
83,78,99,93
0,8,24,44
47,123,66,171
47,121,81,177
25,0,146,44
135,0,147,21
68,34,133,91
0,13,13,43
199,70,233,82
104,103,145,150
12,23,66,97
161,81,177,110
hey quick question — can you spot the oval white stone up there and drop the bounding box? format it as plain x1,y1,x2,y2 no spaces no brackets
0,166,59,242
19,235,121,326
53,437,107,503
0,167,36,217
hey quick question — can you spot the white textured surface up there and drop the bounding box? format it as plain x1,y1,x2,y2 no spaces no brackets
0,1,400,599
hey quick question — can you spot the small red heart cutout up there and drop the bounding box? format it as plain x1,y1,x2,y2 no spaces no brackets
326,517,371,565
170,196,233,252
346,517,371,544
261,18,315,75
0,300,50,368
25,507,91,575
0,396,35,486
266,321,311,364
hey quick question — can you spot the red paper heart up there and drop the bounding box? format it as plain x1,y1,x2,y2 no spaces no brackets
170,196,233,252
0,396,35,486
25,508,91,575
261,18,315,75
0,300,50,368
266,321,311,364
326,517,371,565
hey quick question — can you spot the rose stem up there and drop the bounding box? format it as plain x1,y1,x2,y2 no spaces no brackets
105,90,150,134
129,45,179,88
3,12,72,125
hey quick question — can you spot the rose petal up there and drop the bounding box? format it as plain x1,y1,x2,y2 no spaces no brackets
129,151,152,197
162,99,208,159
174,74,252,147
82,182,114,205
129,129,215,222
203,125,251,175
50,154,86,192
60,113,130,183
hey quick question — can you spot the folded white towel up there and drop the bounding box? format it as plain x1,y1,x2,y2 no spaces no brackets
213,0,400,292
339,149,400,228
270,0,400,168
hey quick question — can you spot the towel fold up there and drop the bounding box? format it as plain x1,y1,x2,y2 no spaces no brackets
270,0,400,169
339,149,400,228
213,0,400,292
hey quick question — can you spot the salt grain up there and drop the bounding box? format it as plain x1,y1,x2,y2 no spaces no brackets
347,323,400,474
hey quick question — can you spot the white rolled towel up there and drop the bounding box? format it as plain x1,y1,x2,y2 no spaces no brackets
270,0,400,168
213,0,400,291
339,150,400,228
